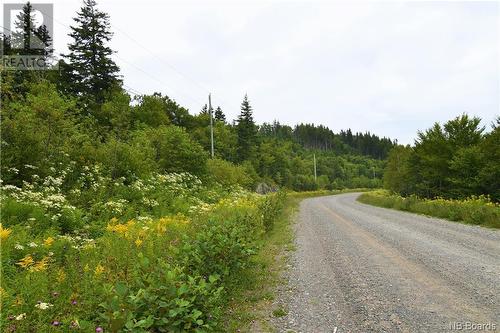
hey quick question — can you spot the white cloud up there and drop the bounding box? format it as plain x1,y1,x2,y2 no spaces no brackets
5,0,498,144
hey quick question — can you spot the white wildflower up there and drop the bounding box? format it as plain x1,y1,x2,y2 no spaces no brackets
35,302,53,310
15,313,26,320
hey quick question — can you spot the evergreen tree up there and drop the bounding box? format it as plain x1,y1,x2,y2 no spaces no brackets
63,0,121,105
9,2,52,58
11,2,36,54
214,106,226,122
33,24,53,58
236,94,257,161
1,33,13,56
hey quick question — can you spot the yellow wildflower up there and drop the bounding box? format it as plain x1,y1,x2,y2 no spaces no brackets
109,217,118,224
83,264,90,272
106,223,129,235
57,269,66,282
16,255,34,268
31,257,50,272
94,264,105,276
43,237,54,247
134,238,143,247
0,224,12,240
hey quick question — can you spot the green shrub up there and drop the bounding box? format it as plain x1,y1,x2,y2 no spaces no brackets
1,188,286,332
358,191,500,228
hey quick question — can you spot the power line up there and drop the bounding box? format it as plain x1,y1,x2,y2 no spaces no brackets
122,84,143,96
27,7,206,107
113,25,210,95
114,52,205,105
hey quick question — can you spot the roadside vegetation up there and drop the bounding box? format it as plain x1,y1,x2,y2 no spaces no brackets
223,189,367,332
0,162,287,331
383,114,499,201
359,114,500,228
2,0,498,331
0,1,389,331
358,190,500,228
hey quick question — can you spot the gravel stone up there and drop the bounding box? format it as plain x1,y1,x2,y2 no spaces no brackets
270,193,500,332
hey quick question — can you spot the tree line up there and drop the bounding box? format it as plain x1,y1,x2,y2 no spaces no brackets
384,114,499,201
2,1,394,192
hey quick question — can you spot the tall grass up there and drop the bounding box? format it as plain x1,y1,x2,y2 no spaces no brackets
358,190,500,228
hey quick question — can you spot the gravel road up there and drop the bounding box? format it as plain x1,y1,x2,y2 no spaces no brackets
271,193,500,333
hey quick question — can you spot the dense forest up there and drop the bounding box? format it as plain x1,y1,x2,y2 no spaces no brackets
384,114,500,201
1,1,394,194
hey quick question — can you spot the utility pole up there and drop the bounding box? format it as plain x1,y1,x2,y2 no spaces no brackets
208,93,214,158
313,153,317,183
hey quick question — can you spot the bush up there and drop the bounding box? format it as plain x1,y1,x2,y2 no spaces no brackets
0,187,286,332
137,126,208,176
358,190,500,228
206,158,253,189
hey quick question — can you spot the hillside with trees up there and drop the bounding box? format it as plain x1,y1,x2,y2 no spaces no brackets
1,1,394,193
1,1,498,332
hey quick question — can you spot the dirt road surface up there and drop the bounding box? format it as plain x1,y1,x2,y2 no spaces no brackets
271,193,500,332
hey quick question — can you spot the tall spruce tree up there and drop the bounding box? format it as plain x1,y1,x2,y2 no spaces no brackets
214,106,226,122
63,0,121,105
9,2,52,57
236,94,257,161
4,2,53,98
11,2,36,54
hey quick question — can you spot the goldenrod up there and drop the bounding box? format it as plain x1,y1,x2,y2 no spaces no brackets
17,255,35,268
94,264,105,276
31,257,50,272
0,224,12,240
44,237,54,247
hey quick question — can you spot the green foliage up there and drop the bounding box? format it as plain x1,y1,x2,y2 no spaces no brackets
358,191,500,228
259,191,286,232
98,136,156,179
236,94,257,161
206,158,254,189
137,126,208,176
383,114,499,201
214,106,226,123
62,0,121,105
0,3,400,331
383,145,413,195
1,81,78,182
1,185,286,332
132,94,171,128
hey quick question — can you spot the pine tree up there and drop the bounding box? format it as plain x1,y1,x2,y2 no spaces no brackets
11,2,36,54
236,94,257,161
214,106,226,122
63,0,121,105
10,2,52,58
1,33,13,55
33,24,53,58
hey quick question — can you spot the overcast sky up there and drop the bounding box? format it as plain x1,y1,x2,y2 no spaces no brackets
4,0,499,144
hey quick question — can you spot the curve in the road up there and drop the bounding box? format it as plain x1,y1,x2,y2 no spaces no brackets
272,193,500,333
